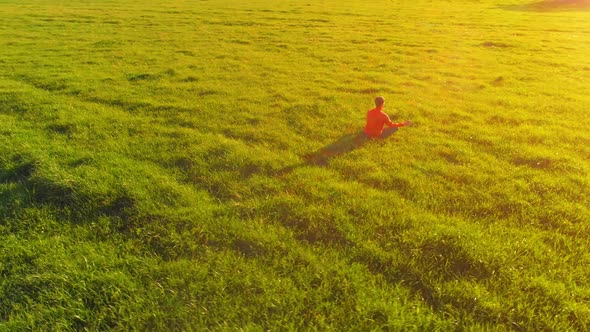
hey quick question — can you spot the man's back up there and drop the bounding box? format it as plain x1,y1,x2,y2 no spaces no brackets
365,106,391,138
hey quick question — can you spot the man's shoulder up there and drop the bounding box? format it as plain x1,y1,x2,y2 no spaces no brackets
369,109,387,117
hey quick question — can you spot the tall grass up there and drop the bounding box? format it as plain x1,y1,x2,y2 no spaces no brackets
1,0,589,330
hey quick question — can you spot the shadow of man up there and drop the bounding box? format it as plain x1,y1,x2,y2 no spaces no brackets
273,128,400,177
305,128,398,166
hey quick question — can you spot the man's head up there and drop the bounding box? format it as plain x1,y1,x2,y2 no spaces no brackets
375,96,385,107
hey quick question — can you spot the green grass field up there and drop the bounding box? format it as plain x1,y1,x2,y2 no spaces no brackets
1,0,590,330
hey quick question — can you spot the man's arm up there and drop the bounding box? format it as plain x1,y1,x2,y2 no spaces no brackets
384,113,411,127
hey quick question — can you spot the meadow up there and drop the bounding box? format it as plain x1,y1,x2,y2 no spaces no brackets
1,0,590,330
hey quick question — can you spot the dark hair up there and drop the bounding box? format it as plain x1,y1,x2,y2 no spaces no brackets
374,96,385,107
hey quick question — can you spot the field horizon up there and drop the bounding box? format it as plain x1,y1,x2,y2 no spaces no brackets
1,0,590,330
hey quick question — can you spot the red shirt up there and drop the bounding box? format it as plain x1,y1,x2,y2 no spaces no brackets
364,105,405,138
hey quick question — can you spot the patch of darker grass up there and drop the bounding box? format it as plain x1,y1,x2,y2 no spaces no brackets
23,170,133,222
230,39,251,45
172,156,194,173
84,96,150,111
101,196,137,221
127,73,158,82
354,243,500,322
177,50,195,56
359,174,414,196
29,175,78,209
512,156,554,170
197,90,218,97
480,41,512,48
294,222,350,246
0,250,131,330
0,92,33,115
418,235,494,281
239,163,273,178
0,161,36,183
17,75,68,92
383,262,443,310
437,149,460,164
233,238,266,258
308,18,331,23
45,123,76,136
269,199,351,247
93,39,122,47
83,96,194,114
121,214,218,260
491,76,505,86
179,76,199,82
351,244,400,277
209,20,261,27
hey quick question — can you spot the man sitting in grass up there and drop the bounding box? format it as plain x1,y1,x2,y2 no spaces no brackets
364,96,411,139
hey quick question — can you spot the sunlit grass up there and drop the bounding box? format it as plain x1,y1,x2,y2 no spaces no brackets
1,0,589,330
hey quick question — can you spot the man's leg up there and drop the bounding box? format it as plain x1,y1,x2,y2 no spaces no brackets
380,127,399,139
